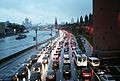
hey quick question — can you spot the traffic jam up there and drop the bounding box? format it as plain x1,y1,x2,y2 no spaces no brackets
0,30,117,81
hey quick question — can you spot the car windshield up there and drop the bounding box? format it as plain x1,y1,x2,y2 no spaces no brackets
93,60,99,63
65,58,69,60
83,68,91,72
47,71,54,75
78,57,82,61
64,65,70,70
82,57,86,61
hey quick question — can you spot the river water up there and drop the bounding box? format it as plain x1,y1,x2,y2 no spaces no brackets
0,30,56,59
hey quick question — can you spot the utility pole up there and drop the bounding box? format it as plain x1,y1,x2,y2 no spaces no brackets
35,29,38,50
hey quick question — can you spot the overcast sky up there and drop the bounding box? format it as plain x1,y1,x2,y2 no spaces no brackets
0,0,92,24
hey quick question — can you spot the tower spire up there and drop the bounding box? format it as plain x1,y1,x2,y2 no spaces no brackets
55,17,58,29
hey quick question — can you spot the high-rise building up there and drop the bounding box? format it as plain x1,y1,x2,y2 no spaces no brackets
93,0,120,59
22,17,32,28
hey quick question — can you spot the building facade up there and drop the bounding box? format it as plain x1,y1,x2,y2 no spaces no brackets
93,0,120,59
22,17,32,28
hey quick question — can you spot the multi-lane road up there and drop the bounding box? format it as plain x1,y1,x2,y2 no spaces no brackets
0,30,120,81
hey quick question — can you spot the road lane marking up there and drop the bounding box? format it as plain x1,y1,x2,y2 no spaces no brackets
89,66,101,81
115,66,120,72
105,66,110,72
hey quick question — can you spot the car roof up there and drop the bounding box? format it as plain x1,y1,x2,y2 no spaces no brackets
33,62,42,67
89,57,99,60
43,55,48,58
47,70,55,75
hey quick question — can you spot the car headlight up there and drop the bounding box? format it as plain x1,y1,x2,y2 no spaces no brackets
33,68,35,71
22,73,25,75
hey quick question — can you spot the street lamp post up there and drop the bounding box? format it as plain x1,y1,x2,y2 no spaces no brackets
35,29,38,50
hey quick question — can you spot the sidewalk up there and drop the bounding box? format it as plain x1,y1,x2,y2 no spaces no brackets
80,36,93,57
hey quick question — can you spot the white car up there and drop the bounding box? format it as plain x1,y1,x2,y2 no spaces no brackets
64,56,70,64
64,53,69,58
99,74,116,81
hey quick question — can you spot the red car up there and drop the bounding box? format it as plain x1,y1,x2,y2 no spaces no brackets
82,67,92,78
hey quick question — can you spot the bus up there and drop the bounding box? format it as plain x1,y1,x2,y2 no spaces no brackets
88,57,100,67
74,50,87,67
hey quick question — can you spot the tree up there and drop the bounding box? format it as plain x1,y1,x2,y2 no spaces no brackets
85,15,89,26
80,16,83,23
89,13,93,25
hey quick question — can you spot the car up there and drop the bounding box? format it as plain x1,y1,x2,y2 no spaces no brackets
56,49,61,56
82,67,92,78
52,60,59,70
35,51,41,57
64,42,69,46
88,57,100,67
99,74,116,81
64,47,69,53
29,71,41,81
31,55,39,64
53,53,59,60
42,56,48,64
46,70,56,81
97,69,107,75
63,56,70,65
23,58,32,67
32,62,42,74
15,65,28,79
63,65,71,78
16,35,27,40
45,51,51,57
64,53,69,58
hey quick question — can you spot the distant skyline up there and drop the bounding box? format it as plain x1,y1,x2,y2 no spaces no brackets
0,0,92,24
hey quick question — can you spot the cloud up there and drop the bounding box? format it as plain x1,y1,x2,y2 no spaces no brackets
0,0,92,24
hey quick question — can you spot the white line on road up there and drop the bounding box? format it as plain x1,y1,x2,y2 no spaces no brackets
115,66,120,72
105,66,110,72
89,66,101,81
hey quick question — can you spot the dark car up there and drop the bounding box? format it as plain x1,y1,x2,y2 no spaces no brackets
16,35,27,40
42,56,48,64
52,60,59,70
53,53,59,60
64,47,69,53
82,67,92,78
23,58,32,67
32,62,42,74
63,65,71,78
29,72,41,81
15,65,28,79
31,55,39,64
46,70,56,81
45,52,50,58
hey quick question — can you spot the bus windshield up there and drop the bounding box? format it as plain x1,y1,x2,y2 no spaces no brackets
93,60,99,64
78,57,82,61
